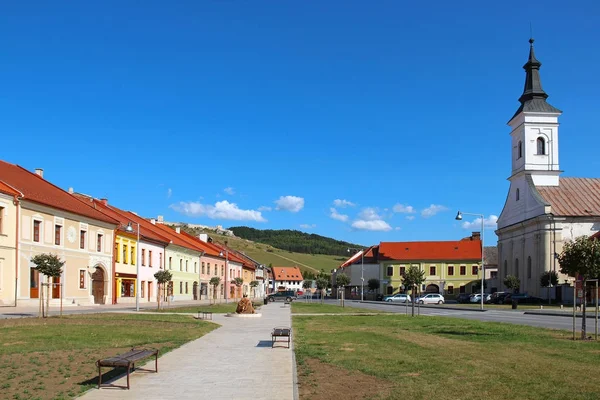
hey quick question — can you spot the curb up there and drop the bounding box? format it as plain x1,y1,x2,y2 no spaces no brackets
524,310,600,319
353,300,487,312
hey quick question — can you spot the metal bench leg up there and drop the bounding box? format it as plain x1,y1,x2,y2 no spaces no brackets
127,364,131,390
155,353,158,373
98,365,102,388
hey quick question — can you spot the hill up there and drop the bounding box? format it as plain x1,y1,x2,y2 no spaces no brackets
228,226,363,256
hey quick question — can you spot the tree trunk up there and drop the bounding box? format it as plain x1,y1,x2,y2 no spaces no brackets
582,279,587,340
157,283,161,311
411,285,416,317
46,282,50,318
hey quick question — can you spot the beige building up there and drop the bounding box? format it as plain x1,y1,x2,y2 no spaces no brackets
0,182,20,305
0,161,119,306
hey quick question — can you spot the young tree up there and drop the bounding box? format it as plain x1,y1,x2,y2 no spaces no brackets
540,270,559,304
503,275,521,293
154,270,173,310
232,277,244,298
315,277,328,304
558,236,600,339
249,280,259,298
302,280,313,290
402,266,426,317
336,273,350,307
31,254,65,318
209,277,221,304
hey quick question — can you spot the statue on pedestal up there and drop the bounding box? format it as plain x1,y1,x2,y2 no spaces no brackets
236,295,255,314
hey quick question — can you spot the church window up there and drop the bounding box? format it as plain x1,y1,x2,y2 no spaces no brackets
515,258,519,278
537,137,545,155
516,188,520,201
527,256,532,279
517,141,523,159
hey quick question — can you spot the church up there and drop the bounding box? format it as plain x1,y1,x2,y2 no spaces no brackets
496,39,600,298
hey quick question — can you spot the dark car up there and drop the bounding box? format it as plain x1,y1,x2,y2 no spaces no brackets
504,294,543,305
267,291,296,302
456,293,471,304
489,292,508,304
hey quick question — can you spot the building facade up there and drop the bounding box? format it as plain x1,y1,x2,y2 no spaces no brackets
0,183,19,305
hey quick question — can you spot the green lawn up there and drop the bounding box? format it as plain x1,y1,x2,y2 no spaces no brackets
0,313,216,400
292,302,385,314
294,314,600,400
145,302,262,314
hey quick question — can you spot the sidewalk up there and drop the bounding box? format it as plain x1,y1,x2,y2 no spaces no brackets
79,302,296,400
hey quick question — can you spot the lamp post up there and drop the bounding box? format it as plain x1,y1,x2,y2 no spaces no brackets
125,222,141,312
347,248,365,302
219,249,228,302
455,211,485,311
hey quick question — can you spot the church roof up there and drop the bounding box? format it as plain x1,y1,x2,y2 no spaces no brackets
536,178,600,217
510,39,561,122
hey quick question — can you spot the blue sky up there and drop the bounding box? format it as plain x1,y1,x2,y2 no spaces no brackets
1,1,599,247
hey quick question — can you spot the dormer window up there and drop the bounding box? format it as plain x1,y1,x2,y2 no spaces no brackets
537,137,546,155
516,188,520,201
517,141,523,159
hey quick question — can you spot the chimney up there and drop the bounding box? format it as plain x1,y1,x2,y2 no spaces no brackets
472,232,481,241
150,218,156,225
157,215,164,224
100,198,108,206
35,168,44,178
68,187,74,194
175,227,181,234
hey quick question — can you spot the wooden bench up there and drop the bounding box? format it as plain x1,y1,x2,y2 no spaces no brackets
199,311,212,320
271,327,291,348
96,347,159,389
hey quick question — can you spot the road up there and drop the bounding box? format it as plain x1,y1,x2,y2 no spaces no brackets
326,299,598,333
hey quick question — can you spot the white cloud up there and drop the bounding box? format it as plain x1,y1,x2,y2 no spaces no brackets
333,199,356,208
167,188,172,199
275,195,305,212
406,215,415,221
224,187,235,195
170,200,266,222
330,208,349,222
358,207,382,221
351,219,392,232
393,203,415,214
461,215,499,230
421,204,448,218
258,206,272,212
300,223,317,229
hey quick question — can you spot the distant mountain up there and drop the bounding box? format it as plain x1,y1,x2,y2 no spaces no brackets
228,226,364,256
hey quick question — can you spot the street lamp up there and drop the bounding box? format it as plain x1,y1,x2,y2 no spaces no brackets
125,221,141,312
347,248,365,302
219,249,229,302
455,211,485,311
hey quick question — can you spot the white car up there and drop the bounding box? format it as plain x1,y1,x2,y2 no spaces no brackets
416,294,445,304
383,293,412,303
470,294,491,303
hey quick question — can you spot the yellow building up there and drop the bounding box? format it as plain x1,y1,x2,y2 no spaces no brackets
0,182,19,305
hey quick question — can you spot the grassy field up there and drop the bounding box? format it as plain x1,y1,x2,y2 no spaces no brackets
145,302,262,314
292,302,386,314
294,314,600,400
0,313,216,400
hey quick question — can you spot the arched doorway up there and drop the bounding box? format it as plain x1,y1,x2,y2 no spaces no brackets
193,281,198,300
91,267,106,304
425,284,440,294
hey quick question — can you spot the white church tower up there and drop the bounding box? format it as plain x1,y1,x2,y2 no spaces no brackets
497,39,600,298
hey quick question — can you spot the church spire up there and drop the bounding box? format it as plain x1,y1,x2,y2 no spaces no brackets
510,38,561,121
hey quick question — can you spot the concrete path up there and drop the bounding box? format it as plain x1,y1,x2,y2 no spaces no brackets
79,303,296,400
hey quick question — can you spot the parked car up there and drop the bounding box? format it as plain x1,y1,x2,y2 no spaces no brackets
383,293,412,303
267,291,297,302
503,294,544,305
375,294,384,301
470,294,491,303
416,294,445,304
489,292,507,304
456,293,472,304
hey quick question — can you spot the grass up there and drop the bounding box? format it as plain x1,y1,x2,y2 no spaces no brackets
145,302,262,314
294,314,600,400
0,313,217,400
291,302,386,314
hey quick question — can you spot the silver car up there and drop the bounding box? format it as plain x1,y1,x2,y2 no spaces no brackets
383,293,412,303
416,294,445,304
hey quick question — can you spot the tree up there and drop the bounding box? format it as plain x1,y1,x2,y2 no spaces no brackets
302,280,313,290
154,270,172,310
209,277,221,304
336,273,350,307
503,275,521,293
31,254,65,318
472,280,488,292
249,280,259,298
402,266,426,317
540,270,559,304
558,236,600,339
368,278,380,292
315,277,328,304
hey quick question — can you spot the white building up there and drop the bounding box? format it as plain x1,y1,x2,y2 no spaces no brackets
332,246,379,299
496,39,600,298
269,266,304,292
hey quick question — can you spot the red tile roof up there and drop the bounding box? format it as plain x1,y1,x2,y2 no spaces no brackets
0,161,118,225
150,223,207,254
378,240,482,261
536,178,600,217
0,180,22,197
273,266,303,281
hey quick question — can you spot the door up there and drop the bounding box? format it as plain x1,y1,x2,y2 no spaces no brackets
52,276,61,298
91,268,105,304
193,282,198,300
30,268,40,298
148,282,152,302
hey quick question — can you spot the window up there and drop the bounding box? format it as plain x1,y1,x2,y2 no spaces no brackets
79,270,86,289
80,230,86,249
149,251,153,267
54,225,61,245
0,206,3,233
123,245,128,264
159,253,162,269
460,266,466,275
220,284,224,295
179,259,182,271
131,246,135,266
115,243,120,262
141,249,146,266
169,257,172,269
448,266,454,276
537,137,545,155
208,263,211,275
472,265,479,275
447,285,454,294
194,262,197,273
515,258,519,277
97,234,103,252
387,266,393,276
459,285,466,294
221,266,224,276
399,266,406,276
491,271,498,279
179,281,183,294
387,286,393,295
185,260,188,272
517,140,522,159
429,266,436,276
141,281,145,298
185,282,188,294
516,188,520,201
33,220,41,242
202,262,205,274
527,256,532,279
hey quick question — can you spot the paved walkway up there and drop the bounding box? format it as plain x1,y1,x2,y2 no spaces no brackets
79,303,295,400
